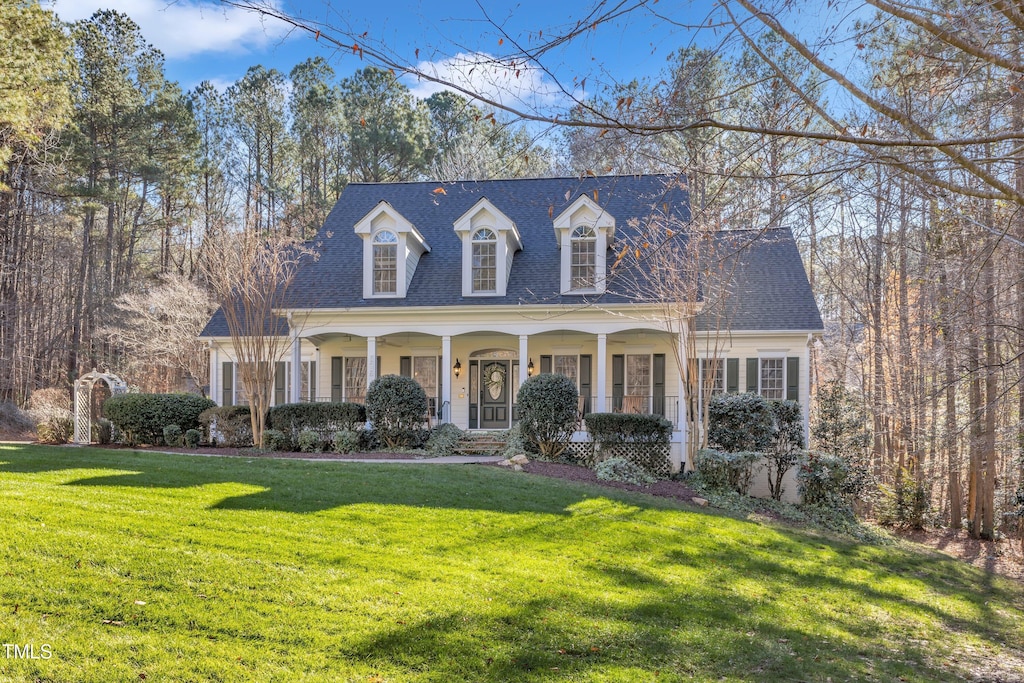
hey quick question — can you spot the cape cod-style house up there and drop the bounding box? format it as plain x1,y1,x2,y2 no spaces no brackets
200,174,824,471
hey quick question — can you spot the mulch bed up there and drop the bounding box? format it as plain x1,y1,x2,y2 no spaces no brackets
512,460,700,505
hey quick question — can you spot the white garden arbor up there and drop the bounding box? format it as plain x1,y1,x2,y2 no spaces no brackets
73,369,127,444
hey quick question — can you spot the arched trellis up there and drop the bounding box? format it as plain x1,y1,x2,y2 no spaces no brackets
73,369,128,444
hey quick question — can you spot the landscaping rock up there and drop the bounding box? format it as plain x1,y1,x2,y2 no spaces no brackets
510,454,529,465
692,497,709,507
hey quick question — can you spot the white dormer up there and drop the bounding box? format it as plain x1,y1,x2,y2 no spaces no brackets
354,201,430,299
553,194,616,295
453,198,522,297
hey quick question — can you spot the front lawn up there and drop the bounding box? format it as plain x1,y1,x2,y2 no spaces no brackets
0,444,1021,682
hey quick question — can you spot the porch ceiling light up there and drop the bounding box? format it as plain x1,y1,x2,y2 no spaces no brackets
453,359,462,378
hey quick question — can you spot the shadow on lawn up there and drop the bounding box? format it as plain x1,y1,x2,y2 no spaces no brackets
0,446,626,516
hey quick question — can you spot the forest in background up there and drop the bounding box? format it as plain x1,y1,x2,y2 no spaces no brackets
2,0,1022,538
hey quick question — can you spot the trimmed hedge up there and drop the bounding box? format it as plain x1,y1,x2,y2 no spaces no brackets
516,373,579,458
695,448,759,494
707,392,773,453
198,405,253,447
267,402,366,446
365,375,428,449
584,413,672,444
103,393,215,446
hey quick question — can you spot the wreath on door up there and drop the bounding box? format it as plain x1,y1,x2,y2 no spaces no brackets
483,362,506,400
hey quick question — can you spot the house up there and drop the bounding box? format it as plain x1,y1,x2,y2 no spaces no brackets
200,174,824,471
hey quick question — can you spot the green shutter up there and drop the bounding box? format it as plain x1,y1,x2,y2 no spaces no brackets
540,355,552,374
400,356,412,377
376,356,382,378
222,362,233,406
653,353,666,416
579,355,592,413
469,360,479,428
787,357,800,402
746,358,758,393
612,354,624,410
274,362,286,406
331,357,343,402
726,358,739,393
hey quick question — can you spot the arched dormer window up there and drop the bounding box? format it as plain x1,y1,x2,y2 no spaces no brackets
471,228,497,293
453,198,521,297
570,226,597,290
372,230,398,294
354,201,429,299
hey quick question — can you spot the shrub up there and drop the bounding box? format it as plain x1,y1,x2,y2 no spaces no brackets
297,428,320,453
333,430,361,454
28,388,73,444
425,423,464,457
103,393,215,446
93,418,113,445
267,402,366,444
365,375,428,449
875,467,931,529
500,422,529,460
797,452,852,509
184,428,202,449
707,392,773,453
695,449,759,494
596,457,657,485
0,401,35,437
163,424,183,447
516,373,579,458
584,413,672,444
198,405,253,447
262,429,290,452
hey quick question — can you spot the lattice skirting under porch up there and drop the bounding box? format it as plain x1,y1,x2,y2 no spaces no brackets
593,443,672,479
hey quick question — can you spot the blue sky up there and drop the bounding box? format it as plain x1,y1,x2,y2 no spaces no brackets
44,0,723,110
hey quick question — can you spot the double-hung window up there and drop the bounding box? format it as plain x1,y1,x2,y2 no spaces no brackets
570,226,597,290
759,358,784,400
471,228,497,293
372,230,398,295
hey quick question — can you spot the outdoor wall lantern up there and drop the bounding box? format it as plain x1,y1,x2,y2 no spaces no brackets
527,358,535,376
453,359,462,378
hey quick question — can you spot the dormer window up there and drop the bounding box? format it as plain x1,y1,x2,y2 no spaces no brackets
355,201,429,299
472,229,497,293
554,194,615,295
454,198,521,297
372,230,398,294
570,226,597,289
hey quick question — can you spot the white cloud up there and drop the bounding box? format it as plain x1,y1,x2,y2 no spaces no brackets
406,52,577,113
44,0,291,59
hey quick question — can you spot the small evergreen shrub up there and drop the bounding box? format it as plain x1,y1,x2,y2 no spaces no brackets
93,418,113,445
184,428,202,448
695,448,759,494
365,375,428,449
333,430,361,454
764,400,806,501
262,429,290,452
797,452,852,508
707,392,773,453
162,424,183,447
198,405,253,447
596,457,657,485
297,428,321,453
584,413,672,444
103,393,215,445
426,423,465,457
875,467,931,529
516,373,579,458
500,423,529,460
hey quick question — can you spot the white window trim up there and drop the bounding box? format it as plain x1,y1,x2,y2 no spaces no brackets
453,198,521,297
757,356,787,400
553,194,615,295
355,201,429,300
699,357,726,396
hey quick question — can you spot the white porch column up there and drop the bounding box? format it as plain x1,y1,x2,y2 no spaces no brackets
366,336,377,387
290,335,302,403
596,333,607,413
209,342,218,404
441,335,452,423
518,335,529,388
314,346,322,402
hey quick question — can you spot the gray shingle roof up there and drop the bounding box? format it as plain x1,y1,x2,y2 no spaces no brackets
201,174,822,336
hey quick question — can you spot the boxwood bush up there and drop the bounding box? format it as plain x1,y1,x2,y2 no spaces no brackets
365,375,428,449
183,428,202,449
103,393,215,446
584,413,672,444
516,373,579,458
162,424,183,447
695,448,759,494
707,392,773,453
198,405,253,447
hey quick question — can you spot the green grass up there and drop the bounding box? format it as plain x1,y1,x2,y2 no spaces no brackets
0,445,1021,682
